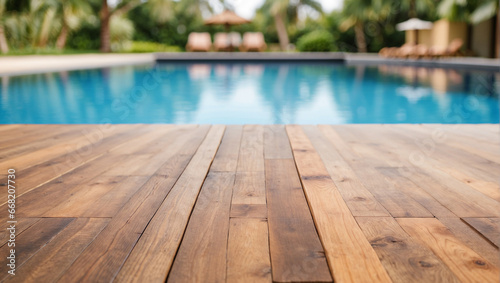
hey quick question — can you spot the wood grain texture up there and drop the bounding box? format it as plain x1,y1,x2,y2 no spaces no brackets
397,218,500,282
210,125,243,172
438,217,500,267
286,125,392,283
376,167,456,218
113,125,224,283
232,172,266,205
57,125,212,283
264,124,293,159
462,218,500,247
0,218,40,247
2,124,499,282
303,125,390,217
230,204,267,218
237,125,264,172
332,125,500,218
0,218,73,281
167,172,235,283
265,158,332,282
3,218,109,283
356,217,459,283
227,218,272,283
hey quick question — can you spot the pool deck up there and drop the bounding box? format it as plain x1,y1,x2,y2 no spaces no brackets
0,124,498,282
1,53,498,77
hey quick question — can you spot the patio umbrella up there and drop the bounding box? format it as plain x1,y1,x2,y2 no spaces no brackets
396,18,433,45
204,10,251,31
204,10,251,51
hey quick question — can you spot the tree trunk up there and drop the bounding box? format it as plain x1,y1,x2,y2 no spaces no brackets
0,25,8,54
56,22,69,50
100,0,111,52
274,12,289,51
354,22,367,53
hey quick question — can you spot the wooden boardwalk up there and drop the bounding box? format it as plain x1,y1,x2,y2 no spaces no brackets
0,124,499,282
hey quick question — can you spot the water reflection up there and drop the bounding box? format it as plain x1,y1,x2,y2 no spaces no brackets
0,63,498,124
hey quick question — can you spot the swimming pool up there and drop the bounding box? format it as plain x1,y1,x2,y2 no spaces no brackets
1,62,498,124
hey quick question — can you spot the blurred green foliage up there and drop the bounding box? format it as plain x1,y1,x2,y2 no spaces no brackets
126,41,181,52
0,0,497,54
297,30,334,52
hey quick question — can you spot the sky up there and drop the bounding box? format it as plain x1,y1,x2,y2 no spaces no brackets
109,0,344,20
209,0,344,19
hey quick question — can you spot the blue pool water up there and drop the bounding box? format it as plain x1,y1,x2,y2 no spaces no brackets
1,62,498,124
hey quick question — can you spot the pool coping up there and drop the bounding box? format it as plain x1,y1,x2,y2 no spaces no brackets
0,52,498,77
156,52,500,71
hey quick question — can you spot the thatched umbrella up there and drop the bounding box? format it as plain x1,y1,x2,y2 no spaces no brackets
204,10,251,31
205,10,251,51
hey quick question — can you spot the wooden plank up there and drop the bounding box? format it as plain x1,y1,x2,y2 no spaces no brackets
436,165,500,202
230,204,267,218
438,217,500,267
331,125,500,218
386,124,499,183
264,125,293,159
57,125,213,283
3,218,109,283
462,218,500,248
377,167,456,218
398,124,500,162
0,218,40,247
112,125,224,283
227,218,272,283
0,218,73,281
167,172,235,282
265,158,332,282
42,175,127,217
12,159,130,217
349,165,433,218
397,218,500,282
286,125,392,283
237,125,264,172
78,176,149,218
0,124,143,173
232,172,266,205
303,125,390,217
210,125,243,172
0,124,146,204
356,217,459,283
0,125,89,159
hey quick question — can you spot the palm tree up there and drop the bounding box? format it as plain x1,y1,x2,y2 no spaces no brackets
340,0,391,53
261,0,323,51
0,0,8,53
55,0,92,49
99,0,174,52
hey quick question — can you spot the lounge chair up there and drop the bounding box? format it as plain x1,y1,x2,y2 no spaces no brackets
186,32,212,52
240,32,267,52
379,47,398,58
213,32,242,52
428,39,464,58
229,32,242,50
395,43,416,58
408,44,429,59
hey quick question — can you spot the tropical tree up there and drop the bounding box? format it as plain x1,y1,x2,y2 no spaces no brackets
0,0,8,53
260,0,323,51
340,0,392,53
99,0,175,52
55,0,92,49
469,0,498,24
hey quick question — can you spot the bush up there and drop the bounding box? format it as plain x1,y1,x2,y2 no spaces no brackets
297,30,334,52
127,41,181,53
